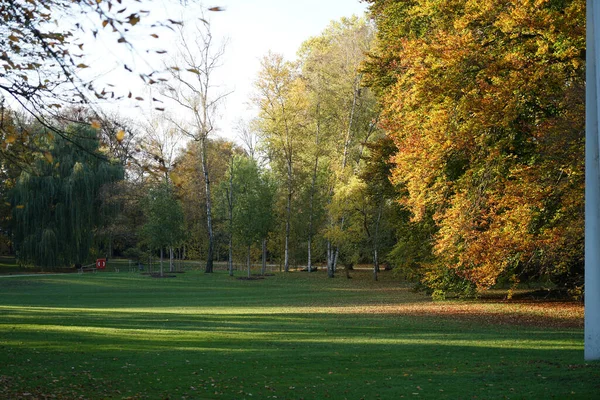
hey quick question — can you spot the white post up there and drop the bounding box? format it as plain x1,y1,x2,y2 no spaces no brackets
586,0,600,361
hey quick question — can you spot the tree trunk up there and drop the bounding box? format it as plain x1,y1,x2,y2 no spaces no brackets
247,245,251,278
373,200,383,281
160,247,164,277
200,138,214,273
284,169,292,273
228,156,234,276
261,238,267,275
307,103,321,273
327,240,334,278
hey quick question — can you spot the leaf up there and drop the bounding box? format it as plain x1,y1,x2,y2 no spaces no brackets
150,34,159,38
128,14,140,26
16,205,25,209
187,68,200,74
5,135,16,144
76,63,89,68
44,152,53,164
116,130,126,142
208,7,225,11
170,171,183,186
91,120,101,129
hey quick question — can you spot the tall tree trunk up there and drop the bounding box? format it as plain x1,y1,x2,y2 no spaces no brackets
373,200,383,281
307,105,321,273
200,138,214,273
284,165,292,273
228,156,234,276
247,245,251,278
160,247,164,277
327,240,334,278
228,236,234,277
170,247,174,272
261,238,267,275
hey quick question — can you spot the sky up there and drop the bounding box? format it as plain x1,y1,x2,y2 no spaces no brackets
208,0,369,139
85,0,370,143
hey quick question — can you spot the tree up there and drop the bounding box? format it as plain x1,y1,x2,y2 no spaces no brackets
140,183,185,277
254,52,307,273
364,0,585,295
297,16,378,277
0,0,209,153
10,123,124,268
227,156,276,277
161,20,230,273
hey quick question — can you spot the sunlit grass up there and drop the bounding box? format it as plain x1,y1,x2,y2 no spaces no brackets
0,270,598,399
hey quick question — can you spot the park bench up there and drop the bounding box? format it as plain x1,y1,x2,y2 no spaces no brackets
78,263,97,273
78,258,107,274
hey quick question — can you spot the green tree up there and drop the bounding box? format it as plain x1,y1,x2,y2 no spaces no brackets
140,183,185,277
228,156,276,277
11,123,123,268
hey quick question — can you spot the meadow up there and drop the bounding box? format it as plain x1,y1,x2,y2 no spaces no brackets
0,263,597,399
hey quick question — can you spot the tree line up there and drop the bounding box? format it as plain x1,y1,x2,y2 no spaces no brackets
0,0,585,298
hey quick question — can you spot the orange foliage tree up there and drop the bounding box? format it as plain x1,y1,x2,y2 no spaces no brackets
364,0,585,296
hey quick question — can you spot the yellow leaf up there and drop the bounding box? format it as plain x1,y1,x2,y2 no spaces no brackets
44,152,53,164
128,15,140,26
187,68,200,74
76,63,89,68
116,129,125,142
5,135,16,144
16,205,25,209
91,120,101,129
170,171,183,186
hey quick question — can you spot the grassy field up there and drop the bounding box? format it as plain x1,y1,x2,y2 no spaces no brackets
0,267,597,399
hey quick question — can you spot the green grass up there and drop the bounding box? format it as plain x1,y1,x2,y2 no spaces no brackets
0,269,597,399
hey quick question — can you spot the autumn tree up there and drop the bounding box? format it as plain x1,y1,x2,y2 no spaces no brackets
161,20,230,273
298,17,378,277
254,52,307,272
364,0,585,296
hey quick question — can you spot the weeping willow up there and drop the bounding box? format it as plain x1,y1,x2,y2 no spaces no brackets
11,124,124,268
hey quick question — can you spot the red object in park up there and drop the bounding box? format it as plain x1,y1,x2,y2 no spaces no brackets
96,258,106,270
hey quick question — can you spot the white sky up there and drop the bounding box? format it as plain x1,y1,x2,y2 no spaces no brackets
85,0,369,143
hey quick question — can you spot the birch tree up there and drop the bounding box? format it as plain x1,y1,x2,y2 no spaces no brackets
161,21,229,273
254,52,307,272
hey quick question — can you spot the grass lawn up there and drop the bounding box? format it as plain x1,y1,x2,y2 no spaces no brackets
0,268,597,399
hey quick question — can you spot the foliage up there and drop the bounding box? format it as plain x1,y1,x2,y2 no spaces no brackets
0,0,196,113
140,183,185,256
364,0,585,295
10,123,123,268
